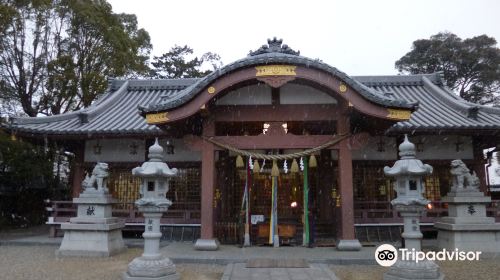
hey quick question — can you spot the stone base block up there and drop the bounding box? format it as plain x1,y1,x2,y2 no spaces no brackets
57,227,126,257
194,238,219,251
70,217,120,224
122,273,179,280
123,256,179,280
61,220,125,231
384,260,444,280
336,239,362,251
436,228,500,252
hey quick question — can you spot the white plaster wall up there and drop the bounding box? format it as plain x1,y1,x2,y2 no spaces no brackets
280,83,337,105
215,84,272,105
158,138,200,162
412,135,473,160
84,139,145,162
350,135,473,161
352,137,398,160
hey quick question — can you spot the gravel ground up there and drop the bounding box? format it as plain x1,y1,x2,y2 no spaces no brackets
331,260,500,280
0,245,224,280
2,245,500,280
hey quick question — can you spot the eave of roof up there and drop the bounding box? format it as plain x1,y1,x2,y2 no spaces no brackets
139,52,417,114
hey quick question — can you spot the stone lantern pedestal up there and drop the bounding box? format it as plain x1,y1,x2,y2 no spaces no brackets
124,209,178,280
383,135,444,280
123,139,179,280
384,204,444,280
57,163,126,257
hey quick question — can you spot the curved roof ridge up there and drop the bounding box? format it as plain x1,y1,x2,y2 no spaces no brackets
10,82,128,126
354,73,441,86
140,53,416,113
127,78,199,90
78,81,129,123
10,110,80,125
421,77,500,117
421,76,471,116
438,86,500,115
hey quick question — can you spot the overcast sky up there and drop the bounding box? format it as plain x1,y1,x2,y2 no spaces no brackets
108,0,500,76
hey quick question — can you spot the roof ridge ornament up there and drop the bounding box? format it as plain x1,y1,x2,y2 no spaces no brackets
249,37,300,56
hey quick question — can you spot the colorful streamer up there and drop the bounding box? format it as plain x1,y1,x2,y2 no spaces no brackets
303,157,310,246
245,158,251,244
269,175,278,245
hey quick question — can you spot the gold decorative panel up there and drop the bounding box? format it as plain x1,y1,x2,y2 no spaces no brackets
255,65,297,76
146,112,169,124
386,109,412,120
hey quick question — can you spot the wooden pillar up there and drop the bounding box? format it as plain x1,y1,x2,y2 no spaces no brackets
195,118,219,250
472,138,488,193
71,145,85,198
335,104,361,250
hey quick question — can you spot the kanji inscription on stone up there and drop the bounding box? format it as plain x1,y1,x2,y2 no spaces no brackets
86,206,95,216
467,204,476,215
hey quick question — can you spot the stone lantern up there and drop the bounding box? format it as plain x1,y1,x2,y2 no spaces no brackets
383,135,443,280
123,138,179,280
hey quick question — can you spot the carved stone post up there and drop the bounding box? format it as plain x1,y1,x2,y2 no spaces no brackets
57,162,126,257
123,139,180,280
435,159,500,252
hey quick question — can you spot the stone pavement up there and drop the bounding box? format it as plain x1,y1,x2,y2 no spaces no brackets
161,242,376,265
221,263,339,280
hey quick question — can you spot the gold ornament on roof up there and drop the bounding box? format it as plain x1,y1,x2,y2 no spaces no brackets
386,109,412,120
339,83,347,93
255,65,297,77
145,112,169,124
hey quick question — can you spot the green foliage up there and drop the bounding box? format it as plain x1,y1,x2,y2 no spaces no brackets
150,45,222,79
0,0,152,116
0,132,57,227
396,32,500,105
0,134,51,187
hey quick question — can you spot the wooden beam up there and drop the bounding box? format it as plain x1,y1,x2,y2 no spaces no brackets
211,134,339,150
183,132,370,151
213,105,339,122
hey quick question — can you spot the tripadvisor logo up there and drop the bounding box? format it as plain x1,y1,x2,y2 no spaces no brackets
375,244,398,267
375,244,482,267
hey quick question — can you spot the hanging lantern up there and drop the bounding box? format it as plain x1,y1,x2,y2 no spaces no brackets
249,156,254,169
290,158,299,173
236,155,244,168
253,159,260,174
271,160,280,177
309,154,317,168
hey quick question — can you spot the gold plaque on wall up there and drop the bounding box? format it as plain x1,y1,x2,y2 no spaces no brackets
386,109,412,120
146,112,169,124
255,65,297,76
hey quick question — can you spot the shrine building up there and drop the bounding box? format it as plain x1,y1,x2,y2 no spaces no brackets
5,39,500,250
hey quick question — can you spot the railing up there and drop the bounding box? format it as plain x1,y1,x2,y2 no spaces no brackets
354,200,500,225
46,200,201,237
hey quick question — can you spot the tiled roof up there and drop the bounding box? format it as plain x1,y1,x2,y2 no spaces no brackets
6,74,500,136
6,79,195,135
140,52,417,114
355,75,500,133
